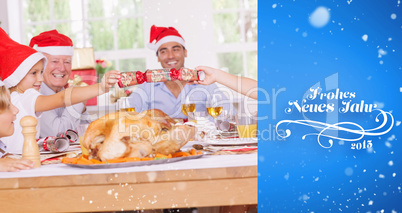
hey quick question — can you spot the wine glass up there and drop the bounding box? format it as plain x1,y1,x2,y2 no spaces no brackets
207,94,223,122
181,96,196,120
118,97,135,112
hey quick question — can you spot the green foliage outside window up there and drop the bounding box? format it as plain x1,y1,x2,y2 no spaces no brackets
213,0,240,10
214,13,241,44
53,0,71,20
87,1,114,51
218,52,243,76
24,0,50,22
118,18,144,49
87,0,106,19
247,51,257,79
119,58,146,72
88,20,114,51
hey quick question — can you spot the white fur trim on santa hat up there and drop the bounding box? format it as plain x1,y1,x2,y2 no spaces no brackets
0,80,4,87
37,46,74,56
3,52,47,89
147,35,186,52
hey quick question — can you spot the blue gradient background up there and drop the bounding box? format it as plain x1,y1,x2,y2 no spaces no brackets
258,0,402,212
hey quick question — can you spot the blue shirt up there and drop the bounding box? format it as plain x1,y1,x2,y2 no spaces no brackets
127,82,235,119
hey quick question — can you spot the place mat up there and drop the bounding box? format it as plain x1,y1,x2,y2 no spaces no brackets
4,149,82,165
64,154,204,169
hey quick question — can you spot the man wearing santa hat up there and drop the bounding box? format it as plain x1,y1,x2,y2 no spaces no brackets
29,30,89,138
128,25,234,119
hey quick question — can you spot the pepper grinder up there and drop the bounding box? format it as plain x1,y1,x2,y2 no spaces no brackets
21,116,41,168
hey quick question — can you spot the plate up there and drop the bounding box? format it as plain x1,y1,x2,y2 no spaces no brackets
219,131,238,138
205,137,258,146
63,154,204,169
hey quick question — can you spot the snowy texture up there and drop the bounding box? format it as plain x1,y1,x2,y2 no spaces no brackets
309,6,331,28
373,101,384,109
362,34,368,42
377,49,387,58
345,167,353,176
284,172,290,180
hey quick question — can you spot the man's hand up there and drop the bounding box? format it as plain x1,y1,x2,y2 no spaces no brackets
100,70,121,93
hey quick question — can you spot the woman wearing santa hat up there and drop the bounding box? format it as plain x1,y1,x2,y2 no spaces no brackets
0,27,120,154
29,30,90,138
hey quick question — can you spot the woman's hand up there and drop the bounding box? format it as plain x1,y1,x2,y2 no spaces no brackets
100,70,121,93
0,158,34,172
189,66,220,85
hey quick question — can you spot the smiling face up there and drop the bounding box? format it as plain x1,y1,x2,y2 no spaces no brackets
42,53,72,93
0,88,19,137
17,60,44,93
157,42,187,70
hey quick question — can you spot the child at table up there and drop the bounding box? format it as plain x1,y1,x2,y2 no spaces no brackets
0,27,120,154
0,81,34,172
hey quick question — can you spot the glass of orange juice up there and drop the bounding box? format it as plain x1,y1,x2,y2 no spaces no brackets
235,113,257,138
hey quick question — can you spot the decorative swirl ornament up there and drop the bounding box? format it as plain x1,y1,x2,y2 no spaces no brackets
276,109,394,148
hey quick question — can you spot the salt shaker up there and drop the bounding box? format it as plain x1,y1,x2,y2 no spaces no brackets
21,116,41,168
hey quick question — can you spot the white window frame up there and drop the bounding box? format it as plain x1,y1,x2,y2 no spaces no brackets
212,0,258,79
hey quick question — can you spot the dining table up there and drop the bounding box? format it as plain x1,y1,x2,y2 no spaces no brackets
0,139,257,212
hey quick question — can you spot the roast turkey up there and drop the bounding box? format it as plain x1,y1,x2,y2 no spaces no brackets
82,109,197,161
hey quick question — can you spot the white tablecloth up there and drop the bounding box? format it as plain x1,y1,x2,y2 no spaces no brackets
0,141,257,179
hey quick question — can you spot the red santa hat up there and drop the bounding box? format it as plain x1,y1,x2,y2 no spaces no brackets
147,25,186,52
29,29,74,56
0,28,47,88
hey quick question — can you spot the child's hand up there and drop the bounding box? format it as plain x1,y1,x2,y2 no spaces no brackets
188,66,219,85
0,158,34,172
101,70,121,93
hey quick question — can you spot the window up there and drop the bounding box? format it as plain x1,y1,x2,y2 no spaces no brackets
20,0,146,71
213,0,258,79
15,0,257,80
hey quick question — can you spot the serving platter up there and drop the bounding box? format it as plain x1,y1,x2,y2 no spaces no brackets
63,154,204,169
